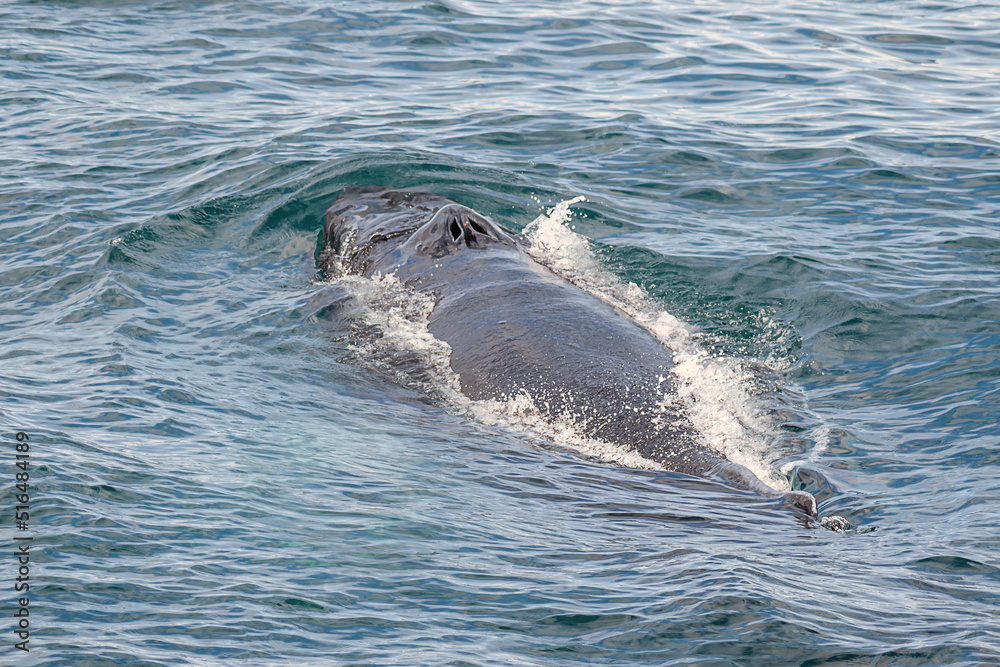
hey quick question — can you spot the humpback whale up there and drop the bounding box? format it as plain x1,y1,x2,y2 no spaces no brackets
320,187,817,517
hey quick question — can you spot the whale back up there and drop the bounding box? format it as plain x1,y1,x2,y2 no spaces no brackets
320,188,819,517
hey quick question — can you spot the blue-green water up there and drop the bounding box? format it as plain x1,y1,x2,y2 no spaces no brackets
3,0,1000,664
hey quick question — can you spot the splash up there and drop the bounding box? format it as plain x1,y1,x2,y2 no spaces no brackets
524,198,791,491
337,271,462,397
470,393,666,470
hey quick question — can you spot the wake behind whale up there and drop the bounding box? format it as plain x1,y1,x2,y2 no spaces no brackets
319,187,818,518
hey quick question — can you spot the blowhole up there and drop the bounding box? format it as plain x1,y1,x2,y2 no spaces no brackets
449,220,462,241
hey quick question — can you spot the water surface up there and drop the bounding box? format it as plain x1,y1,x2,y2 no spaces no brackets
2,0,999,664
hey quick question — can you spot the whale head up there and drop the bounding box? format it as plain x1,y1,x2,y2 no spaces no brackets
321,188,519,279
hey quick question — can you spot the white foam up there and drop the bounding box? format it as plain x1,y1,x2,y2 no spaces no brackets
469,393,666,470
523,198,790,491
337,271,462,396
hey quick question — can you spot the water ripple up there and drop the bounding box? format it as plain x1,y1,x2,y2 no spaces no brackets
2,0,1000,664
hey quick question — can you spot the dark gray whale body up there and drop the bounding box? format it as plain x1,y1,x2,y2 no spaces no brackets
321,187,817,517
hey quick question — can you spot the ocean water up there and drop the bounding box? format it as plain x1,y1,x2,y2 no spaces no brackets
3,0,1000,664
